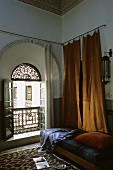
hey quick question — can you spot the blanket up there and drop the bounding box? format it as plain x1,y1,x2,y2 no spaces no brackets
38,128,78,153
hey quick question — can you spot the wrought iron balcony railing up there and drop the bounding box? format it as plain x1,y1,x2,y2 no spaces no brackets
13,107,45,134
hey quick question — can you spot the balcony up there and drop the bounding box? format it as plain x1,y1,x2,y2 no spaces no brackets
13,107,45,134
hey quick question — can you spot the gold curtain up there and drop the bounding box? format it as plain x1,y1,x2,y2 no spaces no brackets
62,40,82,129
82,31,108,133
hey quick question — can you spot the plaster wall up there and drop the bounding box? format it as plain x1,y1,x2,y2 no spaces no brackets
0,0,62,44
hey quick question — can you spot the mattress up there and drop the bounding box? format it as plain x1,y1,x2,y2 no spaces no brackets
40,128,113,165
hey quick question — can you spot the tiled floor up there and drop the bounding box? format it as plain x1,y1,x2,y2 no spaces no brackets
1,131,40,154
7,130,40,141
1,143,40,154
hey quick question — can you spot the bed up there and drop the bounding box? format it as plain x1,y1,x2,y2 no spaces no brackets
40,128,113,170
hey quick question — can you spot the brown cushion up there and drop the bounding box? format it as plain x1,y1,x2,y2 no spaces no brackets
74,131,113,150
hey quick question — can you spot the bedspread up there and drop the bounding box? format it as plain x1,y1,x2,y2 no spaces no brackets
39,128,77,152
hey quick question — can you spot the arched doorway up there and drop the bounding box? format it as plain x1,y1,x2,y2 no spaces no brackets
0,39,62,144
3,63,45,141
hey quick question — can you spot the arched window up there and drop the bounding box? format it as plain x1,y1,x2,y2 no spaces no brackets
11,63,41,81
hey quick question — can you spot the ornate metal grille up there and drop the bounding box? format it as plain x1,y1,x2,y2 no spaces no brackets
11,63,41,81
13,107,45,134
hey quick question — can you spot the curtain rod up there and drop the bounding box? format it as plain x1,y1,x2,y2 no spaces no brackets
0,29,62,45
0,24,106,46
62,24,106,45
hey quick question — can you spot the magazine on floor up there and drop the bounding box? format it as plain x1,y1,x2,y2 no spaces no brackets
33,156,50,169
33,157,46,162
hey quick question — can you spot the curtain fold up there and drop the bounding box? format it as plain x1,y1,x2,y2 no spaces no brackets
45,44,54,128
62,40,82,129
82,31,108,133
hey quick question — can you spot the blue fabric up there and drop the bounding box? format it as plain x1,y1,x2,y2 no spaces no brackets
40,128,113,165
39,128,77,152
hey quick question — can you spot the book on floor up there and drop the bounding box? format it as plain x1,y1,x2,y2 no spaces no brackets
33,157,46,162
33,157,50,169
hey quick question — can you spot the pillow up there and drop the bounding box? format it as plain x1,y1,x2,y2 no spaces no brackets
74,131,113,150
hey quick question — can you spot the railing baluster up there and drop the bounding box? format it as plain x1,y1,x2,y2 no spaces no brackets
13,107,44,134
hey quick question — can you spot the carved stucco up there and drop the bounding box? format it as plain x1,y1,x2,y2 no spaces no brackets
19,0,85,15
0,39,62,97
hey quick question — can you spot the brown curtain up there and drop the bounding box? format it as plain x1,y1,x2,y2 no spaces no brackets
82,31,108,133
62,40,82,129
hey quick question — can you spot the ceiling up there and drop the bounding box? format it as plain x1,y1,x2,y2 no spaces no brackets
18,0,85,16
